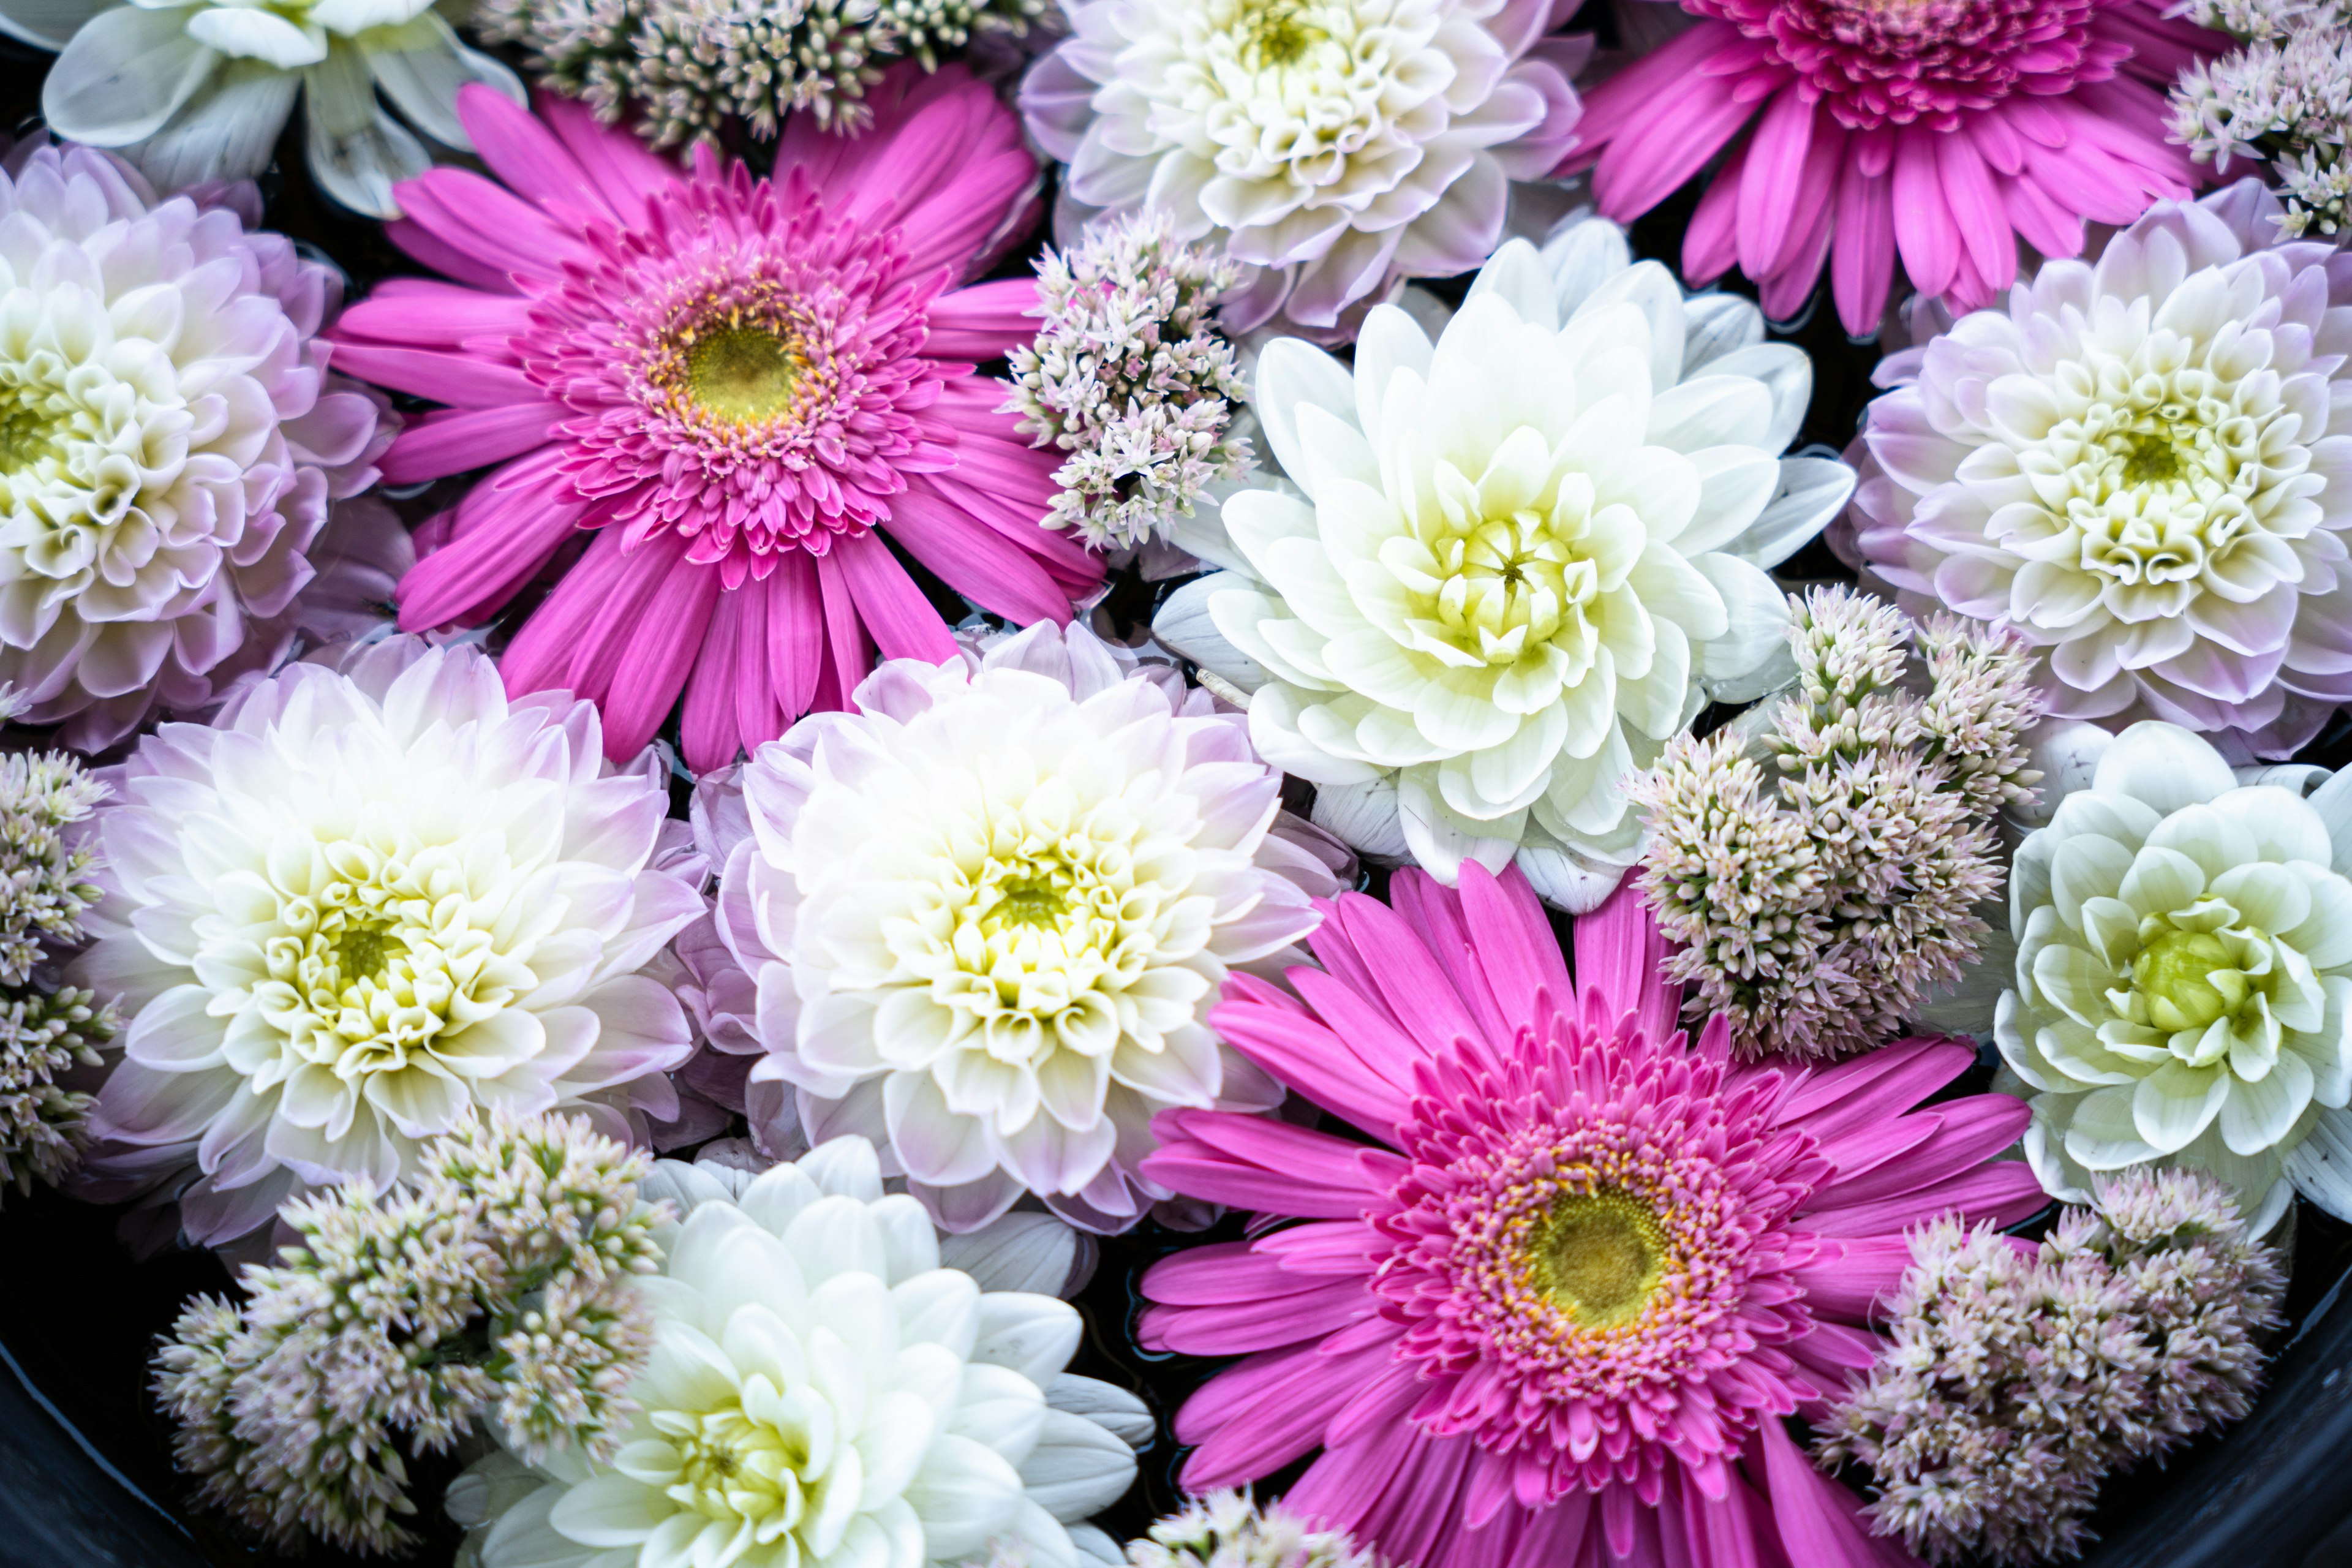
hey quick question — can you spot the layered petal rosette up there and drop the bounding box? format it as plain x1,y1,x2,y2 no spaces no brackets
331,72,1101,773
0,144,397,749
1562,0,2220,332
1154,221,1853,908
1997,720,2352,1234
1844,181,2352,755
71,638,706,1244
1139,868,2043,1568
700,622,1351,1234
446,1137,1145,1568
3,0,523,216
1017,0,1588,336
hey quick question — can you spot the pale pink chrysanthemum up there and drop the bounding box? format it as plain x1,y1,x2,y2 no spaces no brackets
0,145,396,750
1559,0,2225,334
1839,179,2352,755
1141,868,2045,1568
329,69,1102,774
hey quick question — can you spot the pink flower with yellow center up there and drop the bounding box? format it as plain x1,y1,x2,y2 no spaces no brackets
1141,869,2044,1567
1561,0,2225,334
330,69,1101,772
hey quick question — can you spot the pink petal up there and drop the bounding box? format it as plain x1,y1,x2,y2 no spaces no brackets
1736,85,1815,280
885,480,1077,625
1142,1107,1401,1218
456,81,617,223
396,449,586,629
834,528,959,665
380,401,562,484
1890,126,1958,298
1570,879,1684,1050
1215,973,1416,1138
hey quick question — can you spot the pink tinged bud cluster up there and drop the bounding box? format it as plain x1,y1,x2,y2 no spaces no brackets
1562,0,2223,333
1817,1167,2286,1567
329,70,1100,774
1136,867,2045,1568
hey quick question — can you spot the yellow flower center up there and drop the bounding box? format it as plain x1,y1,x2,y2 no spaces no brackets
656,1405,807,1530
0,386,66,477
687,326,807,424
1227,0,1329,66
2132,925,2251,1034
2043,355,2280,599
1523,1186,1670,1331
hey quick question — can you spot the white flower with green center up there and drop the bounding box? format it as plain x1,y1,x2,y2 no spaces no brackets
1018,0,1587,334
1,0,522,216
447,1137,1147,1568
72,636,706,1245
1999,720,2352,1232
1153,219,1855,908
703,621,1346,1235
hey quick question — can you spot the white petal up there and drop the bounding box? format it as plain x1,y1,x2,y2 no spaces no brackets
1016,1409,1139,1521
43,6,217,144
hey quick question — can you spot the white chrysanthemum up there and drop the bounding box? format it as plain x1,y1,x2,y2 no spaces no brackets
71,636,706,1245
1998,719,2352,1233
2,0,522,216
0,145,398,749
1018,0,1588,334
701,621,1350,1235
447,1137,1147,1568
1153,220,1855,910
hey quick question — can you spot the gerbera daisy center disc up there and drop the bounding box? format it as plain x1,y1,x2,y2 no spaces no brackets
1525,1185,1672,1330
680,322,810,426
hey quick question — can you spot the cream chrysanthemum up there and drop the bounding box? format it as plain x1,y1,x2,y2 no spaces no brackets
1999,720,2352,1233
72,636,706,1244
446,1137,1147,1568
1018,0,1587,334
699,621,1349,1234
0,145,396,749
1154,220,1854,909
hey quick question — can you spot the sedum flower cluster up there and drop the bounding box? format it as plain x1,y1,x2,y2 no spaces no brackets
0,728,114,1205
2171,1,2352,240
1817,1167,2286,1567
473,0,1046,143
1006,213,1253,552
152,1111,669,1557
1124,1493,1385,1568
1632,588,2040,1060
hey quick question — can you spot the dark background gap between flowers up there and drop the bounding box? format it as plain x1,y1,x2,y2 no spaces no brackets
3,18,2352,1568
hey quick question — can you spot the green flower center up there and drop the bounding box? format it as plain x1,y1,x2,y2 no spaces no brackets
0,390,66,478
2132,927,2249,1032
1229,0,1328,66
687,327,805,424
656,1404,806,1528
1523,1186,1668,1330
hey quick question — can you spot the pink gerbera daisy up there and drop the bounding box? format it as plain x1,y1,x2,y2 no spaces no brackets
330,69,1101,771
1140,867,2045,1568
1561,0,2225,334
